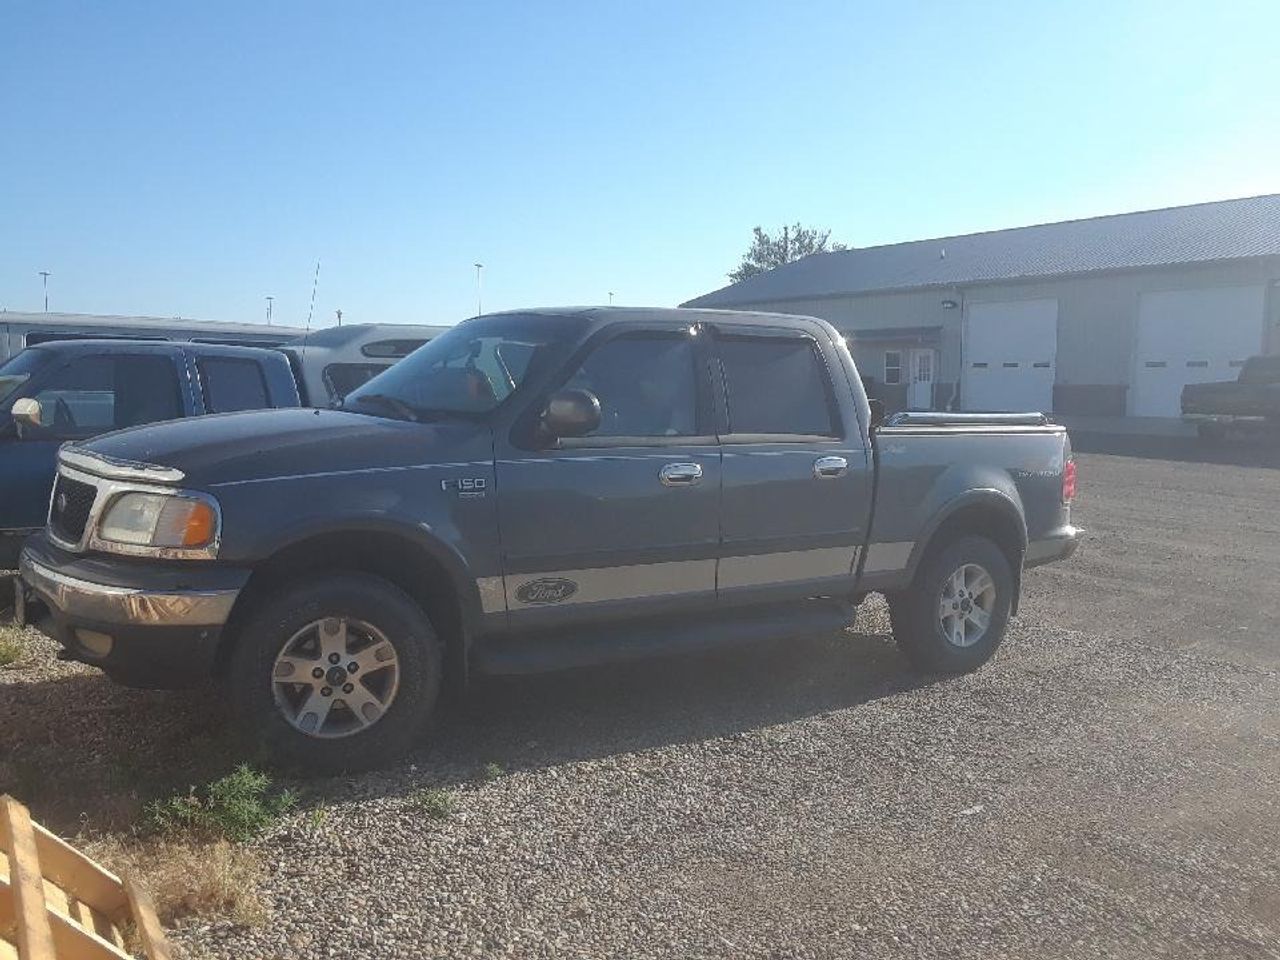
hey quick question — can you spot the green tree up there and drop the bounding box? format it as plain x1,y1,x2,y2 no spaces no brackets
728,223,848,283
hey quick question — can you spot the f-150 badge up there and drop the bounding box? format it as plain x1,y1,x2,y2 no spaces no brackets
441,477,487,499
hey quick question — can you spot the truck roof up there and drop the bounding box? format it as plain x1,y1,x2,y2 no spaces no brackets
23,338,291,360
483,305,831,332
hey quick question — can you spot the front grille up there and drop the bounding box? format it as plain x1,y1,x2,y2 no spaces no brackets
50,474,98,544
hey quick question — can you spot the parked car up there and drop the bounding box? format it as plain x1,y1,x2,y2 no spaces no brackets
14,307,1079,771
280,323,450,406
1181,354,1280,440
0,339,300,568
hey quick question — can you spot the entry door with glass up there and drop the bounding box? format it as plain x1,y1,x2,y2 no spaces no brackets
908,348,935,409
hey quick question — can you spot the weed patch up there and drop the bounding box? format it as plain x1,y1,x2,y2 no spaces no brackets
413,787,455,820
147,764,297,842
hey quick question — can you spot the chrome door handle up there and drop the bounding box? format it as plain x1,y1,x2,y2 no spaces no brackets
659,462,703,487
813,455,848,479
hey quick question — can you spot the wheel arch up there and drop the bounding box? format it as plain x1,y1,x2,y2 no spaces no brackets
217,523,479,689
905,489,1028,612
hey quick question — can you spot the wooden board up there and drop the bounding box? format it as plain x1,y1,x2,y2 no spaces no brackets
0,796,171,960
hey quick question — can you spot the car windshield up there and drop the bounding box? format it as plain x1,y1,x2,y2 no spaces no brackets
342,313,586,420
0,348,54,406
1240,355,1280,384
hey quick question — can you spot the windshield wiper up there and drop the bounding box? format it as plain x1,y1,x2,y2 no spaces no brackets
344,393,422,422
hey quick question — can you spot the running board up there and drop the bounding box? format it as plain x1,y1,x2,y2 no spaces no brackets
472,597,855,676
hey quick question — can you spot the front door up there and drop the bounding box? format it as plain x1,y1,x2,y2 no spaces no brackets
908,348,935,410
710,324,873,606
494,323,721,627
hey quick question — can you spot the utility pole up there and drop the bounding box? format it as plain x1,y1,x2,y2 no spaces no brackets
39,271,51,312
335,309,343,326
265,296,274,322
474,263,484,316
608,291,614,305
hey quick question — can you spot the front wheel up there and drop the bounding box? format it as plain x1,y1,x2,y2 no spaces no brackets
888,535,1014,674
228,573,442,773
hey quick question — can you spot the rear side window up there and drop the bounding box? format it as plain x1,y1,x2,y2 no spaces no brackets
198,357,271,413
717,336,838,436
29,354,181,435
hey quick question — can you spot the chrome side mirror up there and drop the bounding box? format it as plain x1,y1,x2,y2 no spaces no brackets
11,397,43,430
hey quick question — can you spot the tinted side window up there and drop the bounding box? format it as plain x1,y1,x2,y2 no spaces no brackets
198,357,270,413
324,362,386,401
30,355,181,435
718,336,837,436
564,334,698,438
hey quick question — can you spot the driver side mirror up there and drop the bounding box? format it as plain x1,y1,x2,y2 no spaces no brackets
868,398,886,429
10,397,43,436
540,389,601,442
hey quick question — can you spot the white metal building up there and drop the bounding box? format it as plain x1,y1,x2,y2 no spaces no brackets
683,195,1280,417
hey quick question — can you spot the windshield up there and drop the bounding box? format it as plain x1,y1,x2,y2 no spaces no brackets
343,313,586,420
0,348,54,406
1240,355,1280,384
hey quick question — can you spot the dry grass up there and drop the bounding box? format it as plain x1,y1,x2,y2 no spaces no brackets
85,835,268,928
0,623,25,667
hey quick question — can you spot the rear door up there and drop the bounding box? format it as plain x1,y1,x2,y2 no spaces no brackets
711,323,872,606
494,322,721,626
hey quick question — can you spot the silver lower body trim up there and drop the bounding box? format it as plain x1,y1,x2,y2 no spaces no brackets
507,558,716,610
719,546,856,589
19,553,238,627
862,541,914,573
1024,526,1082,567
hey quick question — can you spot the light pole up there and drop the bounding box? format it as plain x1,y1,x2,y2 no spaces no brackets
265,296,274,322
39,271,51,312
474,263,484,316
608,291,614,305
335,309,343,326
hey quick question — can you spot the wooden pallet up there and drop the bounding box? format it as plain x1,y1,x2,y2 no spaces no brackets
0,796,170,960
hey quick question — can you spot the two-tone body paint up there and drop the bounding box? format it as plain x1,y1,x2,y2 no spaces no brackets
44,306,1078,687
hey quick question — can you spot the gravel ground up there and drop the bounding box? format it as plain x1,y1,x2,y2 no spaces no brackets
6,448,1280,958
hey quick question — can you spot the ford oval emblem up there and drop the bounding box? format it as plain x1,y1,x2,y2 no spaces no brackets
515,577,578,605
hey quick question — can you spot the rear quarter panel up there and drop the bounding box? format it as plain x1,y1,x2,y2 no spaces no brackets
864,426,1070,588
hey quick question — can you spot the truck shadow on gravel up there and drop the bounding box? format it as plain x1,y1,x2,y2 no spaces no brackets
411,627,928,788
2,626,930,826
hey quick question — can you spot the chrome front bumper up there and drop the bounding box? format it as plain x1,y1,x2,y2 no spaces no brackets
19,552,238,627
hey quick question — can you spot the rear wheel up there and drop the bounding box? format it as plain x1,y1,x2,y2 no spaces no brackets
228,573,441,773
889,535,1014,673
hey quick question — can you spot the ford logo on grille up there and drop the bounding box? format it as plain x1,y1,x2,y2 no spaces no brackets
515,578,578,605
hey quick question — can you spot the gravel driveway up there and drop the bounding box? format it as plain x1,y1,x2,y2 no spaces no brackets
6,447,1280,959
173,447,1280,960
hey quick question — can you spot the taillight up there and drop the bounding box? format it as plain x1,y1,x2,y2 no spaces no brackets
1062,458,1077,503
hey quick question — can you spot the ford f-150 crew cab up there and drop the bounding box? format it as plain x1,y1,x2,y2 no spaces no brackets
15,307,1080,771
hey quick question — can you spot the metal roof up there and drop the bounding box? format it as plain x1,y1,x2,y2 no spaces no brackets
683,194,1280,308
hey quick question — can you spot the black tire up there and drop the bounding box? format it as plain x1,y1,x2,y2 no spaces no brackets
888,535,1014,674
228,573,442,774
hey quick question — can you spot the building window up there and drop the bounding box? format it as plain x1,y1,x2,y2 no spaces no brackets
884,351,903,385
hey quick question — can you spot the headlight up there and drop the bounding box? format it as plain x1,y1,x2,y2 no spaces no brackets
98,492,219,550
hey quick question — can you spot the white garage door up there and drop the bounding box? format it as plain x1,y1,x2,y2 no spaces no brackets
1131,286,1266,417
963,299,1057,412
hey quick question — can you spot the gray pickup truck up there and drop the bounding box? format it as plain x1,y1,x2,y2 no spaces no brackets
16,307,1079,771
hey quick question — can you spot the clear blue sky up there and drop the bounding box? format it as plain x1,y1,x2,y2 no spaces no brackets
3,1,1278,328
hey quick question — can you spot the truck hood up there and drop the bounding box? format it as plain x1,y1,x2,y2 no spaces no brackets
77,408,490,486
